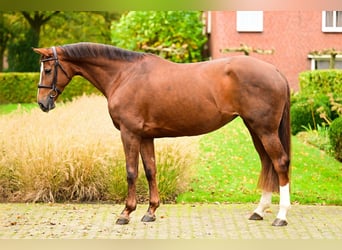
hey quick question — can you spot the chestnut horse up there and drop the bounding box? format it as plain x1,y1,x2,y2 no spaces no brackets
33,42,291,226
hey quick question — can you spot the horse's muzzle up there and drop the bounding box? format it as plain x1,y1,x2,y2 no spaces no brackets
38,97,55,113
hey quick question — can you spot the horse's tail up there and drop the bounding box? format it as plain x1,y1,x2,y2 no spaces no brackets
279,82,291,167
277,78,292,192
278,81,291,188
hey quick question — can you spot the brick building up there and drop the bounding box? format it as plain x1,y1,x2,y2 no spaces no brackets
205,11,342,90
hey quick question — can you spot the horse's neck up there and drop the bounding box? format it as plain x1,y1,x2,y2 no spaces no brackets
73,58,127,98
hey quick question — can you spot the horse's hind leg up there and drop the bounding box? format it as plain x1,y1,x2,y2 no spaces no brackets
244,123,274,221
259,133,291,226
140,138,160,222
244,121,290,226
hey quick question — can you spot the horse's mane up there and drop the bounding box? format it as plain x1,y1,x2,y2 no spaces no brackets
60,42,146,62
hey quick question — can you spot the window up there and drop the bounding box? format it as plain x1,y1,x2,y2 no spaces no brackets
236,11,263,32
322,11,342,32
308,54,342,70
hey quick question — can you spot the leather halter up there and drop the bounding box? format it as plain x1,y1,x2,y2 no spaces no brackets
38,46,71,97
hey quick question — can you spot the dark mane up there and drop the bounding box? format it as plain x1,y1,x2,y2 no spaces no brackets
60,42,146,62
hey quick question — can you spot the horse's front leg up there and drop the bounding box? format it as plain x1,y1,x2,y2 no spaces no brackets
116,128,141,225
140,138,160,222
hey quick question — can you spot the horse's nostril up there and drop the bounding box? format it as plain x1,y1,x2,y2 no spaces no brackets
38,102,48,112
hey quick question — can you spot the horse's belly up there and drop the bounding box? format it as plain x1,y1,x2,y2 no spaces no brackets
141,111,237,138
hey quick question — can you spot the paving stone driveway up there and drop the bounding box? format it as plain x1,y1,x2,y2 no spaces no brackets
0,203,341,239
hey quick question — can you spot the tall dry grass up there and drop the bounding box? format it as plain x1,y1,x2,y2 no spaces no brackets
0,95,199,203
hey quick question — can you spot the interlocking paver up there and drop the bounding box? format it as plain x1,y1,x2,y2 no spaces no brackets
0,203,341,239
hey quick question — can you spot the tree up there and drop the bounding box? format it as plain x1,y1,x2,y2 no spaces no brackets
21,11,60,44
4,11,120,72
40,12,117,46
7,11,60,72
93,12,121,44
0,12,11,72
111,11,208,63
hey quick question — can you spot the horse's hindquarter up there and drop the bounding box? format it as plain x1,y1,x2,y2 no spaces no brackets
110,56,287,138
225,56,288,126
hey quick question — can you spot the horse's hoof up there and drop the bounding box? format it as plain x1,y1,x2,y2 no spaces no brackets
116,216,130,225
272,218,288,226
141,213,156,222
249,212,263,220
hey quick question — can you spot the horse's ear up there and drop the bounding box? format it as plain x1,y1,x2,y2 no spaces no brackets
33,48,50,57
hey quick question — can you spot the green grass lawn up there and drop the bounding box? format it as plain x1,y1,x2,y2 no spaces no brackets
177,117,342,205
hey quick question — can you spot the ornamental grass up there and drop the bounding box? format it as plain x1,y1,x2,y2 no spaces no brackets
0,95,198,203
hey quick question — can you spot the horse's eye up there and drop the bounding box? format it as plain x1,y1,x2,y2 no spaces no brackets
44,68,52,74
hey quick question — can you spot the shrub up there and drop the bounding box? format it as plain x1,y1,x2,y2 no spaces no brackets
299,69,342,96
329,116,342,162
291,69,342,134
0,73,99,104
290,94,331,134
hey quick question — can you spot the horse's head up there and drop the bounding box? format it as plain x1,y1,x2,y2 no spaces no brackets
33,46,72,112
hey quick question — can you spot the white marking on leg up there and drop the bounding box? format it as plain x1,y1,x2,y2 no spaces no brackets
276,183,290,221
253,190,272,217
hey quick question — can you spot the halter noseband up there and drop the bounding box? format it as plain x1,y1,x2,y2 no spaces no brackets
38,46,71,97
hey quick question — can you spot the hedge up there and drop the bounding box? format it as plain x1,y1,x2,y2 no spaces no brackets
0,73,99,104
299,69,342,96
329,116,342,162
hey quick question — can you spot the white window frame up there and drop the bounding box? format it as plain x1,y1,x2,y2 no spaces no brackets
322,11,342,32
236,11,263,32
206,11,212,34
